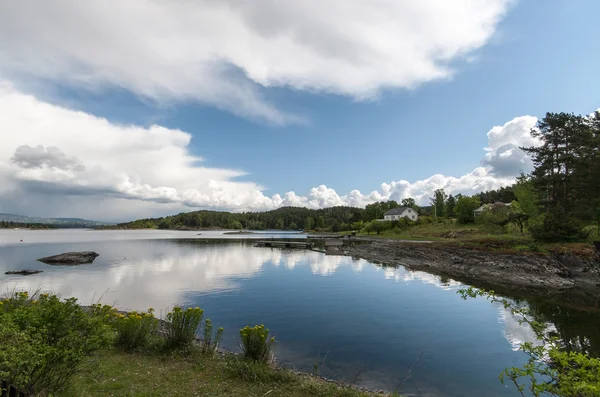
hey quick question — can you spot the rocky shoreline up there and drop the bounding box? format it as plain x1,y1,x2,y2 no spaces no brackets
326,239,600,308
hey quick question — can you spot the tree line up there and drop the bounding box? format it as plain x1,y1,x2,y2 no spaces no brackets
115,110,599,242
0,221,57,229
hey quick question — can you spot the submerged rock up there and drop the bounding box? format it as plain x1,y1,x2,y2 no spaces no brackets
37,251,99,265
5,269,43,275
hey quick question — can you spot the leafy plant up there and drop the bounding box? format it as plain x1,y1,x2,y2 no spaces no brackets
459,287,600,396
165,306,204,349
115,309,158,351
239,325,275,363
201,319,224,355
0,292,113,395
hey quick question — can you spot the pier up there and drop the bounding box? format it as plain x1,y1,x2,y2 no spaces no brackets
255,240,313,249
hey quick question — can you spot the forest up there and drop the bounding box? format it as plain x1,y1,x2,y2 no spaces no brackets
113,111,600,242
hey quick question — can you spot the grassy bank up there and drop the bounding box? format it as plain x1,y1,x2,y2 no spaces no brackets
64,349,381,397
0,292,388,397
343,222,598,259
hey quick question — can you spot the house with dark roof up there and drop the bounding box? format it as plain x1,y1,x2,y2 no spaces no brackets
382,207,419,221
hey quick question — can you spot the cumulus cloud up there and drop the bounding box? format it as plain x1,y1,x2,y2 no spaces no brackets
0,84,542,220
0,0,511,123
482,116,539,176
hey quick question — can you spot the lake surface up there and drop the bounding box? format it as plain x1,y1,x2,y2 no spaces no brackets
1,230,598,397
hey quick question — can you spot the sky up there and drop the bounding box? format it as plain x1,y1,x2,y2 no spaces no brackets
0,0,599,222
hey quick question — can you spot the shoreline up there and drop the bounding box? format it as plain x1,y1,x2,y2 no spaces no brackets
326,238,600,308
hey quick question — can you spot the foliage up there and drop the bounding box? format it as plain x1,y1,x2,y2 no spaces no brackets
430,189,447,218
350,220,364,231
165,306,204,349
445,194,456,218
113,206,365,232
529,205,590,242
513,174,540,221
401,198,418,210
0,292,114,395
239,325,275,363
476,202,511,234
201,319,224,355
0,221,58,229
114,309,158,351
478,186,517,205
304,216,314,230
455,196,481,224
363,200,398,221
316,215,326,229
459,287,600,397
522,112,600,241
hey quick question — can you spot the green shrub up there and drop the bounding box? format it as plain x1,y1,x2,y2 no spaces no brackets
530,209,590,242
0,292,113,395
240,325,275,363
201,319,224,355
115,309,158,351
165,306,204,349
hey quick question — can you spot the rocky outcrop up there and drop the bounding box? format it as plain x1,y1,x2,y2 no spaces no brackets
331,240,600,307
5,269,43,275
37,251,99,265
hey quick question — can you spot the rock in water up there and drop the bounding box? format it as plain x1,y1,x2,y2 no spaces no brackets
5,269,43,275
37,251,99,265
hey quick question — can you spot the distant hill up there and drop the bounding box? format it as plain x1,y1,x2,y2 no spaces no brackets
0,213,112,228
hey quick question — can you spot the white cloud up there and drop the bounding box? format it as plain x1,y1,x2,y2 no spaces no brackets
0,84,543,220
0,0,511,123
482,116,539,176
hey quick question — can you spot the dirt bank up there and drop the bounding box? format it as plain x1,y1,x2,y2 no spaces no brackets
328,239,600,308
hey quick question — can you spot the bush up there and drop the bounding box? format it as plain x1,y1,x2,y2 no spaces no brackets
165,307,204,349
530,208,590,242
201,319,224,355
240,325,275,363
456,196,481,224
0,292,113,395
115,309,158,351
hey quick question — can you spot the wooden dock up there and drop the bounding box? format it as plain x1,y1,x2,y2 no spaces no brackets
255,240,313,249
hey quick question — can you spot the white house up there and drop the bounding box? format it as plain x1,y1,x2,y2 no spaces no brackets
382,207,419,221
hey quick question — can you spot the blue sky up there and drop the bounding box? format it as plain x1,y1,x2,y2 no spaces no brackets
0,0,598,221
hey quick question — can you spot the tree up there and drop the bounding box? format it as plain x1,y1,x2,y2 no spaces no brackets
304,217,314,230
316,216,325,229
372,221,392,235
521,112,593,241
275,218,285,230
445,195,456,218
477,202,511,234
350,221,364,231
430,189,447,218
401,198,417,209
289,222,298,230
455,196,480,224
363,201,399,221
513,174,540,221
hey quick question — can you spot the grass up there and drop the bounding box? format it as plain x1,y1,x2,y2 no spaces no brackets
63,349,384,397
344,221,598,258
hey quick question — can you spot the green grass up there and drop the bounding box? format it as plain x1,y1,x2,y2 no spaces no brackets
62,349,384,397
344,221,598,258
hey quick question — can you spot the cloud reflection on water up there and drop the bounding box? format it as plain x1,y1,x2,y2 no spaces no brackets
2,239,538,350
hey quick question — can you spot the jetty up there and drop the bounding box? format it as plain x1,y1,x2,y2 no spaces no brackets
255,240,313,249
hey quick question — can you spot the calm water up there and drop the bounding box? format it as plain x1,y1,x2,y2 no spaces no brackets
1,230,598,397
